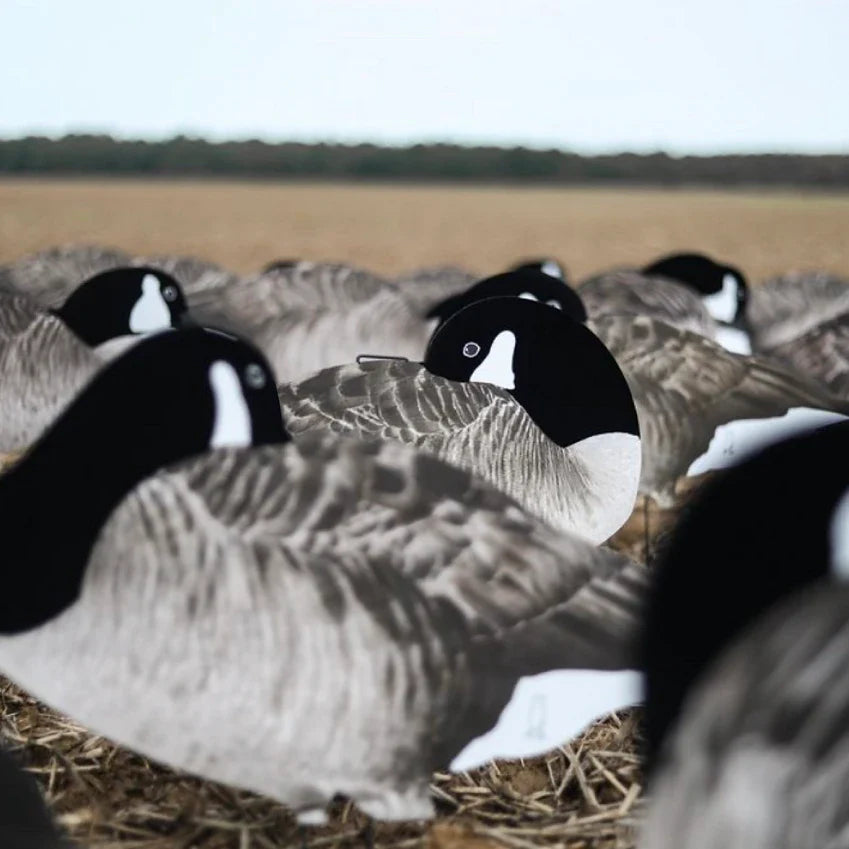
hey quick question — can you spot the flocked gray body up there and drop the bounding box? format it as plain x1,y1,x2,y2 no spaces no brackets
278,360,641,542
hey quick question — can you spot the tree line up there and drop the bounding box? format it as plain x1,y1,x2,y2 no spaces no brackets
1,135,848,187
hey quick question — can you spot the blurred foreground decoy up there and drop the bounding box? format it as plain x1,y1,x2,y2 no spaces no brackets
641,422,849,849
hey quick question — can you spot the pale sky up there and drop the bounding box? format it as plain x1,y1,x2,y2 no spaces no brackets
3,0,848,154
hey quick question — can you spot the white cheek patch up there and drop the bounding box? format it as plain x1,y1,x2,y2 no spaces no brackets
688,408,849,476
470,330,516,390
209,361,253,449
702,273,739,324
449,669,641,772
519,292,538,301
129,274,172,334
541,260,564,280
546,299,562,310
830,488,849,579
715,325,752,355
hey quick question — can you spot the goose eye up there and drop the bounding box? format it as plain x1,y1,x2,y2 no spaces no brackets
546,299,562,310
462,342,480,358
244,363,267,389
162,285,178,302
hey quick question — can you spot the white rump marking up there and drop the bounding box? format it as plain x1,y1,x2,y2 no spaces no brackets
450,669,641,772
688,407,849,476
519,292,538,301
209,361,252,449
715,324,752,355
470,331,516,390
541,260,564,279
702,272,739,324
831,488,849,579
129,274,172,334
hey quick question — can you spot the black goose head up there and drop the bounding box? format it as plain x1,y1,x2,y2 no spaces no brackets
53,266,190,347
510,258,568,281
424,296,638,448
0,327,287,634
643,419,849,779
426,269,587,327
262,258,300,274
643,252,748,327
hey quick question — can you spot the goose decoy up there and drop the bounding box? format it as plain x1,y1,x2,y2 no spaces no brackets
747,270,849,351
590,313,849,507
393,265,479,315
425,269,587,329
760,309,849,398
641,421,849,848
0,245,131,308
0,266,188,450
130,254,241,311
0,746,72,849
0,326,647,822
580,252,751,354
280,295,640,543
510,258,568,281
211,261,429,382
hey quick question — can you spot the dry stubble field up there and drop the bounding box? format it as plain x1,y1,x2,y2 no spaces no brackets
1,179,849,849
2,178,849,278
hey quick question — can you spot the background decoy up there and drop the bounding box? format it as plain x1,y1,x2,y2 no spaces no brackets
0,266,188,450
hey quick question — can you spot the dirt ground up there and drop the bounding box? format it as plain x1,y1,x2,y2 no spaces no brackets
2,179,849,281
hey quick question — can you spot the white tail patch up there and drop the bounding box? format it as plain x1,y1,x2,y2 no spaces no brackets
831,488,849,579
688,407,849,476
541,260,564,280
470,331,516,390
715,324,752,355
129,274,172,334
450,669,641,772
702,272,739,324
209,361,252,449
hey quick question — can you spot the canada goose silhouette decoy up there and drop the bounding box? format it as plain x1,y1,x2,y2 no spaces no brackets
580,252,751,354
0,244,131,308
0,266,188,450
747,270,849,351
0,326,647,822
425,269,587,329
641,421,849,848
280,295,641,543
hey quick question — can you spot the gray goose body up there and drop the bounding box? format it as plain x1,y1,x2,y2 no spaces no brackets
590,314,849,505
279,360,639,543
0,433,646,821
217,263,432,382
748,271,849,350
579,269,717,338
765,310,849,397
393,265,479,315
643,584,849,849
0,245,131,307
0,291,96,451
